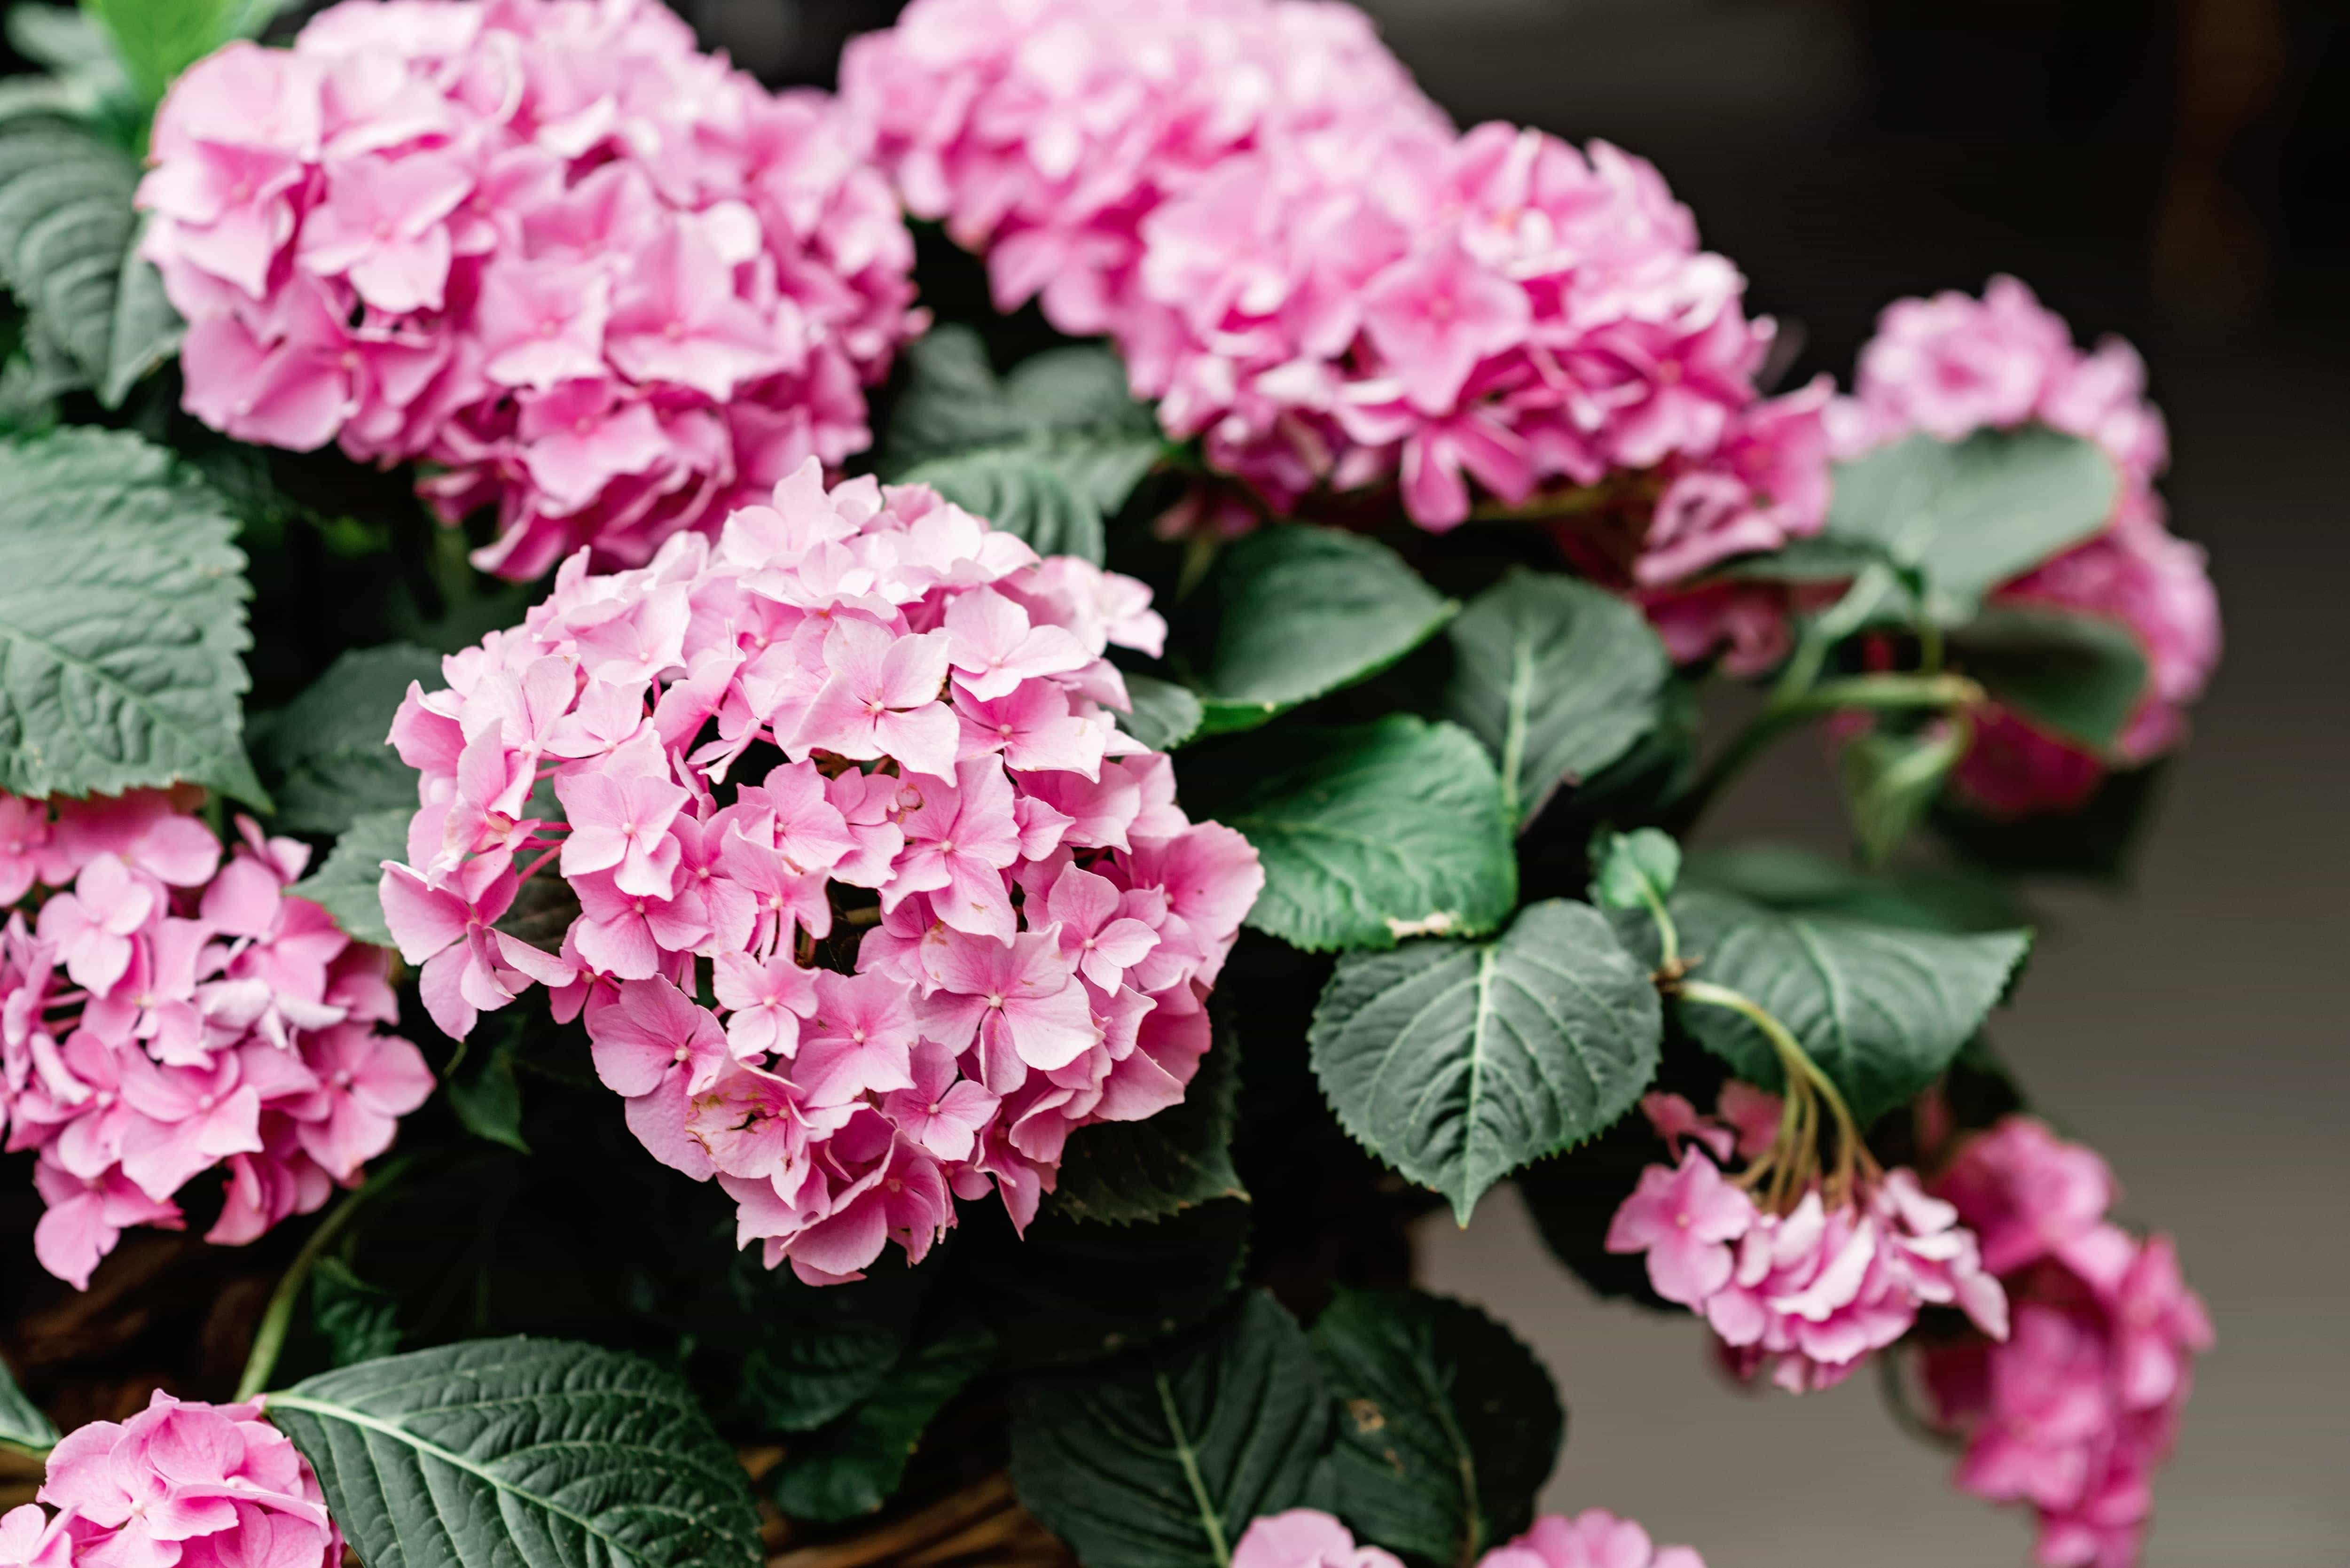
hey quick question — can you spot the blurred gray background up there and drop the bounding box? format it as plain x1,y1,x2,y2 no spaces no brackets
718,1,2350,1560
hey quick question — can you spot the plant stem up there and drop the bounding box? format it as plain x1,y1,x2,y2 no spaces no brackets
1670,671,1985,835
235,1153,421,1401
1677,979,1871,1207
1640,884,1681,975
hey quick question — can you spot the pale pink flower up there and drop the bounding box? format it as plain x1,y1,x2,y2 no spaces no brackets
1604,1147,1756,1304
1485,1509,1707,1568
1229,1509,1405,1568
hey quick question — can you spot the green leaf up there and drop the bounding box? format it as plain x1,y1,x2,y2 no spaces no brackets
1949,602,2148,753
1667,888,2033,1126
1441,571,1670,828
0,8,136,132
1118,671,1205,752
1311,1288,1562,1567
1010,1291,1330,1568
908,448,1105,563
1820,429,2117,623
446,1041,530,1154
1838,721,1969,869
0,427,264,805
1930,760,2170,882
288,806,407,947
1189,526,1456,736
1311,900,1662,1225
1052,1027,1245,1225
1590,827,1681,913
1681,843,2029,935
878,327,1162,565
769,1320,997,1522
0,1351,57,1453
269,1337,764,1568
967,1199,1251,1370
251,643,438,835
85,0,241,105
0,117,181,406
1183,717,1515,952
733,1253,933,1435
309,1257,402,1368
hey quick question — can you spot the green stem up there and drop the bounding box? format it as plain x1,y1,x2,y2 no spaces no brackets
1671,671,1984,835
235,1153,421,1401
1676,979,1869,1203
1640,883,1681,974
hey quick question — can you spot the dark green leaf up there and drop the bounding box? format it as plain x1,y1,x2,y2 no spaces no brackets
446,1041,530,1154
1010,1292,1330,1568
1929,759,2170,883
769,1320,997,1522
1590,827,1681,913
1312,1288,1562,1567
1190,526,1456,736
252,643,438,835
1183,717,1515,952
908,449,1104,563
1052,1027,1245,1225
495,871,580,956
269,1336,764,1568
1949,602,2148,753
0,427,263,805
735,1254,934,1435
1311,900,1662,1224
1118,672,1205,752
969,1199,1251,1370
1820,429,2117,622
1668,888,2033,1125
1682,843,2028,934
0,117,180,406
309,1258,402,1368
1441,571,1670,827
0,1351,56,1453
1838,721,1969,869
288,806,407,946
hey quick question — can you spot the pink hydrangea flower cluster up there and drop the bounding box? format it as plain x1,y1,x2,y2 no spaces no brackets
0,1391,339,1568
1604,1090,2008,1393
1920,1117,2212,1568
376,459,1262,1284
0,790,430,1291
845,0,1817,556
1829,277,2221,813
139,0,922,581
1232,1509,1706,1568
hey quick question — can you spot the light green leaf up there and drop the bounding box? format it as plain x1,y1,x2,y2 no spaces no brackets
0,1351,57,1454
1312,1288,1562,1568
1190,526,1456,736
85,0,241,106
769,1321,997,1523
1590,827,1681,913
1666,887,2033,1126
3,5,133,115
1442,571,1670,828
0,116,181,406
1839,721,1969,869
288,806,408,947
1183,716,1514,952
268,1337,764,1568
1820,428,2117,623
1010,1292,1330,1568
1311,900,1662,1224
252,643,438,836
1950,602,2149,752
1117,672,1205,752
1052,1029,1245,1225
0,427,264,805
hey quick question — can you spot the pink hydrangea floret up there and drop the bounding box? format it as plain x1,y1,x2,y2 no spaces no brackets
1921,1116,2213,1568
1605,1088,2007,1393
139,0,923,581
0,789,430,1290
1231,1509,1708,1568
0,1392,340,1568
845,0,1808,558
1829,277,2219,811
376,458,1262,1284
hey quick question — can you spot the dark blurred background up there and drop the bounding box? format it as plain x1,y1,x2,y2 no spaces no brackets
592,0,2350,1559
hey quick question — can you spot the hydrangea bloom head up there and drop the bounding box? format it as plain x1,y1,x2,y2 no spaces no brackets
845,0,1795,547
0,791,428,1288
0,1390,340,1568
1924,1117,2213,1568
141,0,923,580
1605,1086,2006,1393
378,460,1261,1283
1831,277,2218,812
1231,1509,1707,1568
